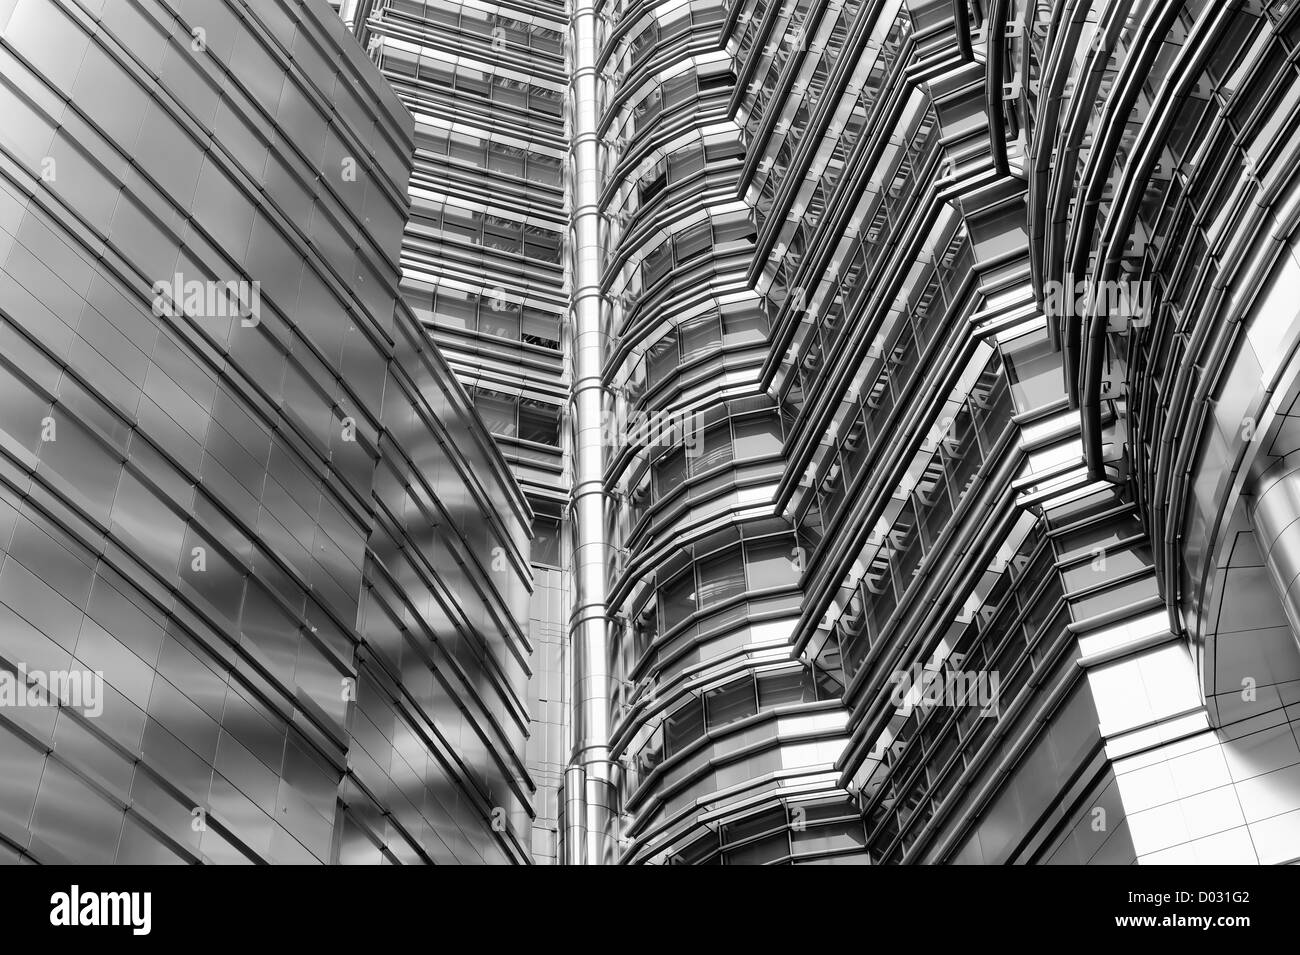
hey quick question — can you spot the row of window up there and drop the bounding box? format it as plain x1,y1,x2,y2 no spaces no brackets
604,2,727,89
770,99,943,408
605,211,754,329
416,124,563,189
740,0,829,145
622,409,784,525
817,219,967,406
780,214,971,454
803,353,1013,658
614,590,809,726
797,338,1009,563
409,282,562,350
385,48,565,119
647,713,845,827
601,68,734,181
615,304,767,406
624,531,803,668
597,5,807,856
750,3,908,230
865,585,1069,863
391,0,565,58
663,800,868,864
733,0,815,68
472,389,563,447
602,134,745,239
791,316,1058,566
625,665,835,795
412,201,564,264
860,490,1151,863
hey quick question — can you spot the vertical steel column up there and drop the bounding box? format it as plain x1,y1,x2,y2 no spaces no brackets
564,0,615,865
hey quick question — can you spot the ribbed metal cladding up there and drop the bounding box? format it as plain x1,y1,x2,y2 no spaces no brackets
565,0,616,865
0,0,536,864
1250,452,1300,650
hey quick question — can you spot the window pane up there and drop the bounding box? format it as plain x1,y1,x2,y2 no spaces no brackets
522,308,560,348
479,300,521,339
474,393,516,436
758,668,816,708
1002,329,1061,412
519,404,559,445
531,517,561,566
664,698,705,756
705,677,757,728
680,314,721,358
723,307,766,344
646,331,679,388
745,539,797,590
690,421,732,475
660,570,696,631
654,447,688,498
668,147,705,182
733,414,782,458
676,221,710,262
697,548,745,607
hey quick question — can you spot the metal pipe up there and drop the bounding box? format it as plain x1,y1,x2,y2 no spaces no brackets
564,0,616,865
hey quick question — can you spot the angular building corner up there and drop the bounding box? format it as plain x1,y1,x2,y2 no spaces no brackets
0,0,535,863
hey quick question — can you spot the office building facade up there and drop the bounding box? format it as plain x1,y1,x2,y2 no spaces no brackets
1030,0,1300,863
546,0,1085,865
2,0,1298,866
563,0,1300,864
0,0,534,864
767,0,1300,865
359,0,572,863
333,0,1300,863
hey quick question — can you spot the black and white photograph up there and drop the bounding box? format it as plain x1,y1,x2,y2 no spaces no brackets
0,0,1291,935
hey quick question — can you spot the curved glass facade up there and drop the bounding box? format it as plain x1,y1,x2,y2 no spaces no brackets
586,0,866,865
0,0,534,864
574,0,1300,864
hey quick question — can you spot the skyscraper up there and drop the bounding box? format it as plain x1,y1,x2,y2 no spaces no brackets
360,0,572,864
0,0,534,864
754,0,1300,865
2,0,1299,867
388,0,1298,864
1023,0,1300,864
